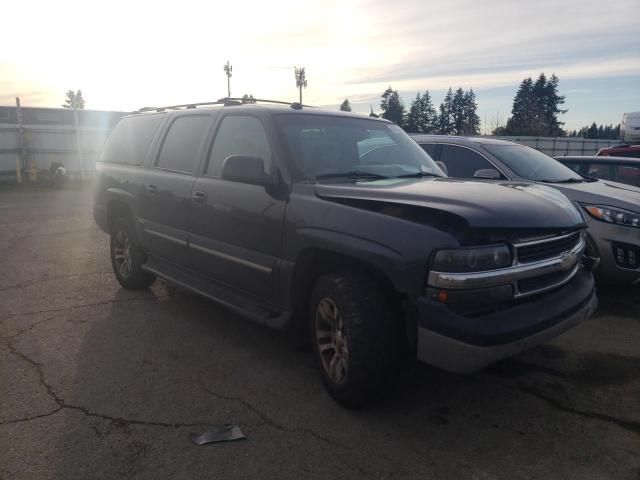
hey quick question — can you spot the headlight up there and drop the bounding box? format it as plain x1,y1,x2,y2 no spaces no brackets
582,204,640,228
432,244,512,273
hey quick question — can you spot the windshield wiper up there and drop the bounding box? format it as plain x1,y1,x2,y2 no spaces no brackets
315,171,389,180
395,171,444,178
538,178,584,184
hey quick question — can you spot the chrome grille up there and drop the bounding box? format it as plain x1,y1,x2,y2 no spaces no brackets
516,232,581,264
428,231,586,300
517,269,572,294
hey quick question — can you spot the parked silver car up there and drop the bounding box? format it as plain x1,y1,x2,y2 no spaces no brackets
412,135,640,284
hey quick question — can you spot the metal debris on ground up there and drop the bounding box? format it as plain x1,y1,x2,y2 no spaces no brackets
190,425,246,446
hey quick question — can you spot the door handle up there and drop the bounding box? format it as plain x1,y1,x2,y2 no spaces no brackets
145,183,158,194
191,191,207,203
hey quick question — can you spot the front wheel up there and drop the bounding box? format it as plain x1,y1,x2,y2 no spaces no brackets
309,271,399,408
110,217,156,290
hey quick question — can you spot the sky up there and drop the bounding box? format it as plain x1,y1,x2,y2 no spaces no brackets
1,0,639,131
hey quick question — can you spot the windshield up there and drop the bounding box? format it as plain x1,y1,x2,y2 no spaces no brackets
275,114,445,180
483,144,583,182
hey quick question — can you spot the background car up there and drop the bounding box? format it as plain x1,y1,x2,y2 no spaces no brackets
620,112,640,143
412,135,640,285
596,144,640,158
555,155,640,187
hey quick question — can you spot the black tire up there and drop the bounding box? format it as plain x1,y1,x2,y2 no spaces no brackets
309,271,399,408
110,217,156,290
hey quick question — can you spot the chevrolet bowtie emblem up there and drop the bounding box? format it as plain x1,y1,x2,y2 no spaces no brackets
560,252,577,271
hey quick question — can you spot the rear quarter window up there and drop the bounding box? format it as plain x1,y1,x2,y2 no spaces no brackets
100,114,164,165
616,165,640,186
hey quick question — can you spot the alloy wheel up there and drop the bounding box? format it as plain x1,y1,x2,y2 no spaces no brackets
315,297,349,384
113,230,132,278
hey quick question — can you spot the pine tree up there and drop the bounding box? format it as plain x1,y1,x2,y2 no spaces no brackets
543,74,567,136
504,78,534,135
369,105,379,118
451,87,466,135
587,122,598,139
405,93,422,133
340,98,352,112
530,73,548,135
504,74,566,136
437,88,454,134
419,90,438,133
463,89,480,135
380,87,405,126
62,90,85,109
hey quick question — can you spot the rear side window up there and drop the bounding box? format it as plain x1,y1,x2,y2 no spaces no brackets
100,115,164,165
207,115,272,176
564,162,599,177
156,115,210,173
439,144,503,179
563,162,584,174
586,163,612,180
419,143,439,159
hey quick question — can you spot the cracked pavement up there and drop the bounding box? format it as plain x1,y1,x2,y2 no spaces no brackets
1,186,639,480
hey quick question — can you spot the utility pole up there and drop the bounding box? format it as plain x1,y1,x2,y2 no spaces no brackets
71,93,84,181
224,61,232,98
294,67,307,104
15,97,29,183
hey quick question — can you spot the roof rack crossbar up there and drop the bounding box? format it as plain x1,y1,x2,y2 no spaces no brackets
134,97,315,114
224,97,315,108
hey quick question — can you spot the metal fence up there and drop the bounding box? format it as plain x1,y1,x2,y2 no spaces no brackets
0,118,625,181
0,106,124,181
0,124,115,179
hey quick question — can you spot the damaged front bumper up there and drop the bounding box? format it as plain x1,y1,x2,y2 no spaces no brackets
415,268,597,374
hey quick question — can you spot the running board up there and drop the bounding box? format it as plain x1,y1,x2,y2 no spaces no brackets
143,257,290,329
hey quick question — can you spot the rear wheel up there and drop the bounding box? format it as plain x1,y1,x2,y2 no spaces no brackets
309,271,399,408
110,217,155,290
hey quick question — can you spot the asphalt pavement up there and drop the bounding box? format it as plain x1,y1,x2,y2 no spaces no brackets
1,185,638,480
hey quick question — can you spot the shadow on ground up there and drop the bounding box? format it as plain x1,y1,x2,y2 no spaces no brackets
48,283,640,480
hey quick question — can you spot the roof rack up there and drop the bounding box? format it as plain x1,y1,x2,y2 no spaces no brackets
134,97,314,114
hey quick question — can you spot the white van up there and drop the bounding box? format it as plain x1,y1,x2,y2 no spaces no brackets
621,112,640,143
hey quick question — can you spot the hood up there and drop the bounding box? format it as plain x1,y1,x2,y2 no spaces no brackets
315,178,584,229
543,179,640,212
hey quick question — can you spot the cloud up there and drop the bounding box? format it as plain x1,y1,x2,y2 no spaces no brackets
1,0,638,129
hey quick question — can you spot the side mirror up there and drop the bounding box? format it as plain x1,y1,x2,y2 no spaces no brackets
473,168,501,180
221,155,276,186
